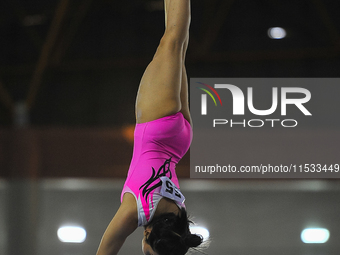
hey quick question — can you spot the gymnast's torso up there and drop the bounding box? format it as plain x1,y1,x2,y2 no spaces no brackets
121,112,192,226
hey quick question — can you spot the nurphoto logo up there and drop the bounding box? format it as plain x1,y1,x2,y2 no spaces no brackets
197,83,312,128
190,78,340,179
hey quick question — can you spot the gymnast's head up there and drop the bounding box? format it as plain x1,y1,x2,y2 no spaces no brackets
142,207,203,255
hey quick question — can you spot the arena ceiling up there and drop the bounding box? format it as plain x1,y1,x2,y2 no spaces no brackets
0,0,339,125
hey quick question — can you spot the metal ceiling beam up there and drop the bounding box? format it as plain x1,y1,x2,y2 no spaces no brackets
51,0,94,66
26,0,70,110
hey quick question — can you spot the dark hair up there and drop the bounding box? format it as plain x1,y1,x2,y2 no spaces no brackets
145,207,203,255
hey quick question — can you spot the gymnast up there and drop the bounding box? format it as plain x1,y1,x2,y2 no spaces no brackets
96,1,203,254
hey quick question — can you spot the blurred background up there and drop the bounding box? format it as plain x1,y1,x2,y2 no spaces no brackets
0,0,340,254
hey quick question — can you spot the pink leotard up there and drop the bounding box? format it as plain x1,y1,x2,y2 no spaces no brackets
121,112,192,226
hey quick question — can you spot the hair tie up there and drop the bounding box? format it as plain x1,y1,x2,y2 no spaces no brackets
172,231,181,238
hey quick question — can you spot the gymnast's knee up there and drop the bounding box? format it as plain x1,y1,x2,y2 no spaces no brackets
158,32,187,53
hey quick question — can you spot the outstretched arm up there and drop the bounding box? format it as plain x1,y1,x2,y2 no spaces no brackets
96,195,138,255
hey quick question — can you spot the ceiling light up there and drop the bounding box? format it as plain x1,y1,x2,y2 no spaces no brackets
268,27,286,39
301,228,330,243
57,226,87,243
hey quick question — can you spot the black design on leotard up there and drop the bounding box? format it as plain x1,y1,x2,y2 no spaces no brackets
139,157,173,201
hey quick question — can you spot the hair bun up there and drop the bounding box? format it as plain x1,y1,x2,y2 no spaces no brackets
183,233,203,247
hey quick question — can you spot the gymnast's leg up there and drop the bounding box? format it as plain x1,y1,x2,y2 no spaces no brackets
135,0,191,124
179,35,191,124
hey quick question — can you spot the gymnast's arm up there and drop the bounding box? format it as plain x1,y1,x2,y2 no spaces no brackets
96,194,138,255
